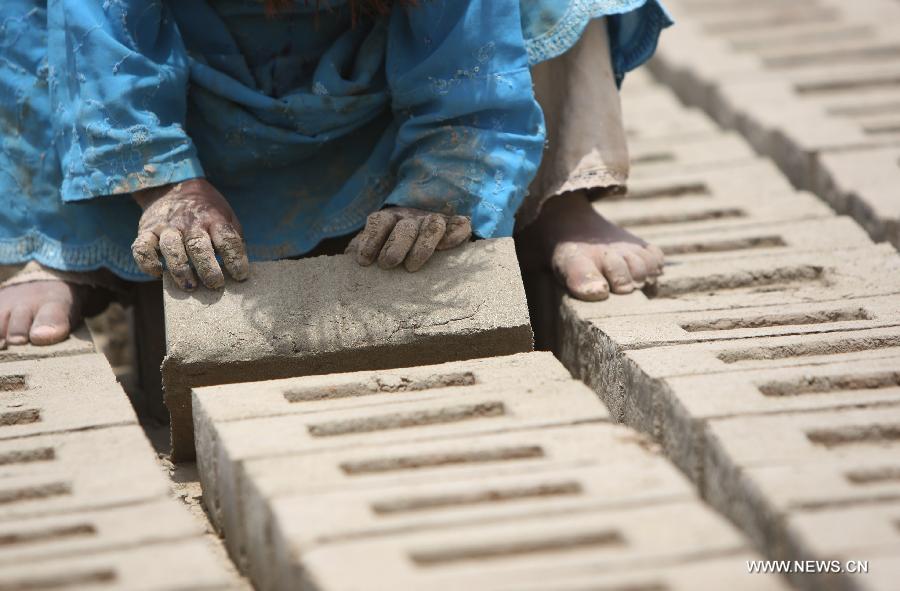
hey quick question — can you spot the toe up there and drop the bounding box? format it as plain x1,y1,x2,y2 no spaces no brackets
553,245,610,301
7,305,34,345
596,250,635,294
619,248,649,286
30,301,71,346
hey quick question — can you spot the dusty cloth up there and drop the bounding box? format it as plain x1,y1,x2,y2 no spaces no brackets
0,261,128,295
518,18,630,230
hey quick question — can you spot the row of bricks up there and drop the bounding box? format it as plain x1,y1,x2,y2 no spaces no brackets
0,339,240,588
192,351,788,591
647,0,900,249
554,59,900,590
161,58,853,460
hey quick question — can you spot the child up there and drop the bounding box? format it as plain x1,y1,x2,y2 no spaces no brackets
0,0,671,346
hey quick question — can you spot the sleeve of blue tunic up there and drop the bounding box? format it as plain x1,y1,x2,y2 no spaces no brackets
48,0,203,202
384,0,546,239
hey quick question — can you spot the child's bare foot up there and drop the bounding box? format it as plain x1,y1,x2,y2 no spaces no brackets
0,280,85,347
519,190,664,301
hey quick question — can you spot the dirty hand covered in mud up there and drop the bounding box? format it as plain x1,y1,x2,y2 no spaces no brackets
347,207,472,272
132,179,250,291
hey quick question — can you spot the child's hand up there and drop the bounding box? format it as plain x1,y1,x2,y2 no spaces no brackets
132,179,249,290
348,207,472,272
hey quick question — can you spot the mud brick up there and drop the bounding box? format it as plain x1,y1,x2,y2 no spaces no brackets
238,428,692,588
816,146,900,249
711,458,900,562
293,501,748,591
0,326,94,364
620,89,721,140
498,555,791,591
622,327,900,435
0,354,138,441
559,296,900,420
0,538,235,591
163,238,532,461
601,161,832,237
193,352,574,429
703,407,900,547
710,76,883,188
627,133,758,179
194,363,609,546
647,18,763,112
784,504,900,591
193,353,600,521
0,500,201,565
656,356,900,483
0,426,170,520
646,216,873,263
563,245,900,321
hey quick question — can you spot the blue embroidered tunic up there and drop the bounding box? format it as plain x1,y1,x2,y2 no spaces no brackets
0,0,672,280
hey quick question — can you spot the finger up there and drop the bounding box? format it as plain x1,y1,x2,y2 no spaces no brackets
185,230,225,289
356,211,398,266
620,249,649,285
29,301,71,346
7,304,34,345
378,217,420,269
159,228,198,291
0,308,10,350
596,249,634,294
552,246,609,301
131,231,163,278
210,223,250,282
436,216,471,250
405,214,446,272
344,233,362,255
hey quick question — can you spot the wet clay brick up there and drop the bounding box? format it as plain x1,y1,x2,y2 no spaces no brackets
646,216,873,263
784,503,900,591
622,326,900,435
0,500,201,565
194,355,608,544
656,356,900,483
0,425,170,520
0,326,94,364
564,245,900,320
702,406,900,555
601,160,833,236
0,538,235,591
293,501,748,591
626,133,758,180
238,428,691,589
0,354,137,441
163,238,532,461
816,146,900,249
496,554,791,591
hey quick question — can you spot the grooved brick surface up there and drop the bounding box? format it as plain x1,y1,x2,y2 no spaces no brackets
0,354,138,440
164,238,532,460
563,245,900,320
0,327,94,364
294,502,751,591
0,426,170,520
0,500,202,565
193,353,610,540
0,538,235,591
656,356,900,482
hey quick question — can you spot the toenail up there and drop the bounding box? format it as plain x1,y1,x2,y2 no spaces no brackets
7,335,27,345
